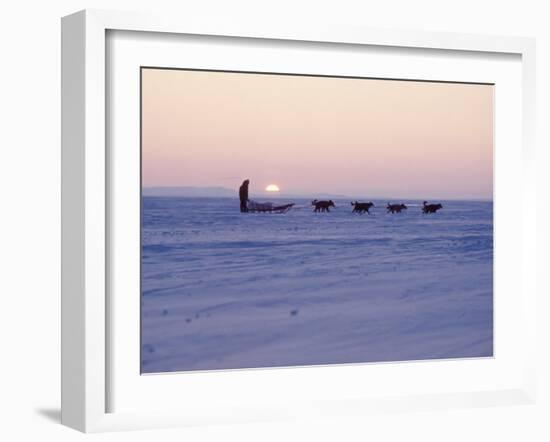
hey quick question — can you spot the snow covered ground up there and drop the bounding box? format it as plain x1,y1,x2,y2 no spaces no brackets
141,197,493,373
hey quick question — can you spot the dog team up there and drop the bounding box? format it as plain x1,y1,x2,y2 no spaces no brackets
312,199,443,214
239,178,443,214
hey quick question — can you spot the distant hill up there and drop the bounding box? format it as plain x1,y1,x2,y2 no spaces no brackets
142,187,490,201
143,186,235,197
142,186,354,199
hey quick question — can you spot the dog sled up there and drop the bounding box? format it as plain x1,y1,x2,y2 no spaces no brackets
247,200,295,213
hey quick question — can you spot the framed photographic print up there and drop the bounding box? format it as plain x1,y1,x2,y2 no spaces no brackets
61,9,537,432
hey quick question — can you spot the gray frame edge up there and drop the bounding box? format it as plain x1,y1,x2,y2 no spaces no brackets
61,10,86,432
62,9,107,433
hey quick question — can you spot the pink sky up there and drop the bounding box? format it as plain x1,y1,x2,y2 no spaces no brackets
142,68,493,199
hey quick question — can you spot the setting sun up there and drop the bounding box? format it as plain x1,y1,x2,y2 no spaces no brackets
265,184,280,192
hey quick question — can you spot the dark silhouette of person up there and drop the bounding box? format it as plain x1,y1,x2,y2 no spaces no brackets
239,179,250,212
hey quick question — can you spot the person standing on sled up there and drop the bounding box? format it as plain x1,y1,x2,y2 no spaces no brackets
239,179,250,212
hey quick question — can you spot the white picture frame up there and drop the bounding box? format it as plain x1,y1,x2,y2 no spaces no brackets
61,9,537,433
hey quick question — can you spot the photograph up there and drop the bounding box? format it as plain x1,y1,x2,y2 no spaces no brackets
140,67,494,374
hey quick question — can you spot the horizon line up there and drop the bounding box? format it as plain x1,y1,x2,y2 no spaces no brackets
142,185,493,197
142,192,493,202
